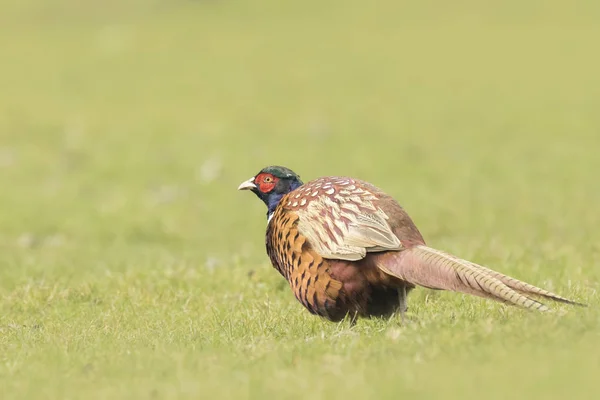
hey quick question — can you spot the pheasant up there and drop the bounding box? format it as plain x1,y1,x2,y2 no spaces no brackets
238,165,583,322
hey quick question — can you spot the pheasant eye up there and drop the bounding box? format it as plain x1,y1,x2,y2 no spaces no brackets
264,176,272,183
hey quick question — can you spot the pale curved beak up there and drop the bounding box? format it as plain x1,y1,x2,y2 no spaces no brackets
237,177,256,191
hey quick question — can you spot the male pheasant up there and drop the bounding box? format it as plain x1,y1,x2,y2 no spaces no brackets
238,165,583,322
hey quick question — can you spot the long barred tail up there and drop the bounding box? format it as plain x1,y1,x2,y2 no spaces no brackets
471,262,584,306
380,245,585,310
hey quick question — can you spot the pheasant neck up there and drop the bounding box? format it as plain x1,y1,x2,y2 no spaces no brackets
265,180,303,222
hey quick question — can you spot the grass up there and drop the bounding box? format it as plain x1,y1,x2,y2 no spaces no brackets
1,0,599,398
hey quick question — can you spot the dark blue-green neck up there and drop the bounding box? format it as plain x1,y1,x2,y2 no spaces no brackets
266,179,303,221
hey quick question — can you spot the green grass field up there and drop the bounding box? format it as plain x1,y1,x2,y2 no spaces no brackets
1,1,599,398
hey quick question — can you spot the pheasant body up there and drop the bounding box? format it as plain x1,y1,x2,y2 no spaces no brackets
239,166,583,321
264,176,420,321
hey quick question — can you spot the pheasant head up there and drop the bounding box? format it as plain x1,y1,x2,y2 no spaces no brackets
237,165,304,221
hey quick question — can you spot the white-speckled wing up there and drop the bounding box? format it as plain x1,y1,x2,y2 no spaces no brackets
282,177,403,261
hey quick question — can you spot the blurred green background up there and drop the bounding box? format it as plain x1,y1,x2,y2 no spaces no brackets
1,1,599,399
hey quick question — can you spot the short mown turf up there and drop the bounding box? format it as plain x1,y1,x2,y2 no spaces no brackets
1,1,598,399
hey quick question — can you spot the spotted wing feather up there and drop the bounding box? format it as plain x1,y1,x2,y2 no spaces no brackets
284,177,402,261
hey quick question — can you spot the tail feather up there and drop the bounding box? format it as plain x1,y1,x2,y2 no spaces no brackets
472,263,585,306
378,245,584,311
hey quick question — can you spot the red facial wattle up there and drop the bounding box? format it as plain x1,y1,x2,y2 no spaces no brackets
255,173,278,193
